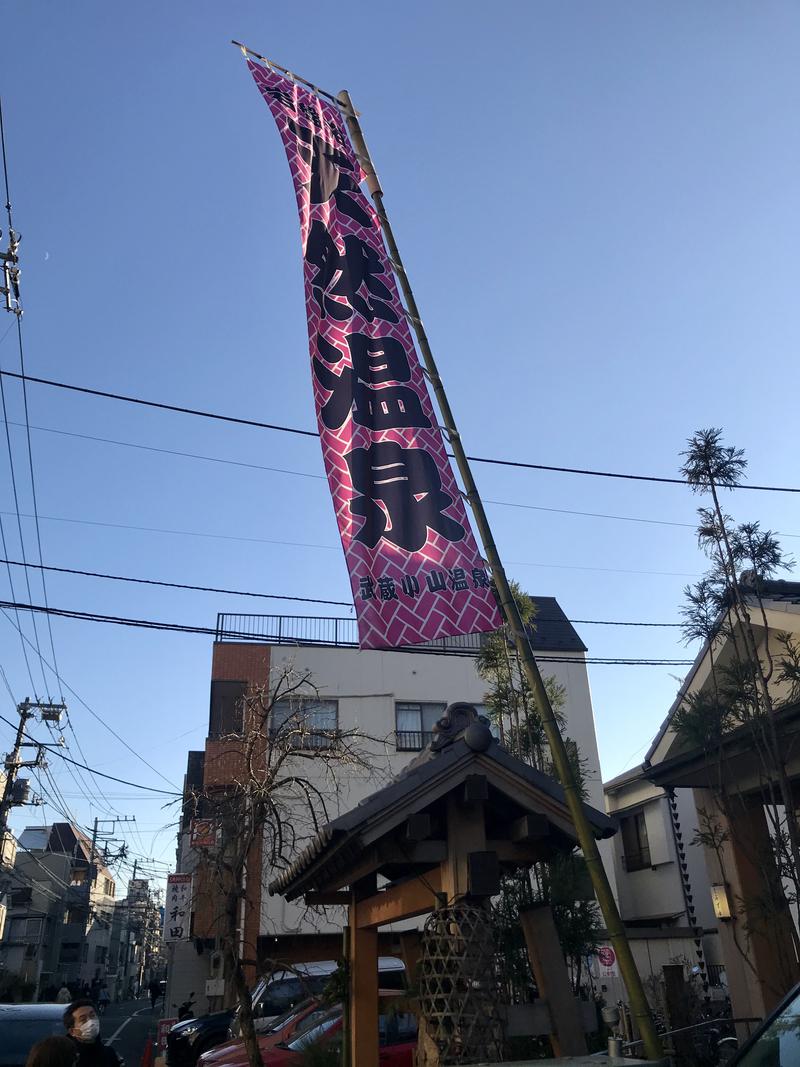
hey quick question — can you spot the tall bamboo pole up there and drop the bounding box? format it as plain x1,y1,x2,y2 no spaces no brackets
338,89,663,1062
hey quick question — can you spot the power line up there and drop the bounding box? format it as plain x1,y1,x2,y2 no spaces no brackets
0,607,180,790
0,555,682,627
0,597,696,665
3,368,799,493
0,708,180,795
0,510,700,579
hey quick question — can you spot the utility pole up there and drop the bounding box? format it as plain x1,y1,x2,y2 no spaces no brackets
337,92,664,1061
122,859,138,996
0,699,66,837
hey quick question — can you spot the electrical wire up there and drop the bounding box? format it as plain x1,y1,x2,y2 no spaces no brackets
0,511,699,579
0,610,180,790
0,597,696,665
0,555,683,627
2,368,799,493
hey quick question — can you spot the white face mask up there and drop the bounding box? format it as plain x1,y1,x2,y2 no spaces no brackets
78,1018,100,1042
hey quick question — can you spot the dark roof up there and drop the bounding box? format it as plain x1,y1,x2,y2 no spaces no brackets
270,726,615,900
747,579,800,605
529,597,587,653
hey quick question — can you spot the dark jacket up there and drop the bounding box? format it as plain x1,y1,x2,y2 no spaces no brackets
69,1037,122,1067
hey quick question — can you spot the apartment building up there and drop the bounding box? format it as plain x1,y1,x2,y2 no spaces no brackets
167,604,615,1015
0,823,116,996
602,766,723,1005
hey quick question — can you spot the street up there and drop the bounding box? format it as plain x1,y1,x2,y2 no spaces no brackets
102,998,160,1067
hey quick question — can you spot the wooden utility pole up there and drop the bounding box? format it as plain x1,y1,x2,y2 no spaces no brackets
336,91,663,1062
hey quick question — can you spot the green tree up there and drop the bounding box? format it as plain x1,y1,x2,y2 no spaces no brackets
675,428,800,976
477,583,601,992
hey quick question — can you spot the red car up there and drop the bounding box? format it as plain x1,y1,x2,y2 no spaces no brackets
198,999,329,1067
204,1000,417,1067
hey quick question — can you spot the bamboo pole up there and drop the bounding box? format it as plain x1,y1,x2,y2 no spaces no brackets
337,88,663,1062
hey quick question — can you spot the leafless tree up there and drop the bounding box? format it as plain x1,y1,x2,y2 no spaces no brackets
187,662,382,1067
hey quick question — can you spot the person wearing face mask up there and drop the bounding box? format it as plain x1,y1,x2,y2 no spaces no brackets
63,1000,122,1067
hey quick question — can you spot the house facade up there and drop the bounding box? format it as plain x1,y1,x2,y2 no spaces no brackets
602,765,723,1008
166,603,616,1016
0,823,116,996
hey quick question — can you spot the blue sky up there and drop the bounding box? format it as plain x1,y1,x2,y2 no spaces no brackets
1,2,799,892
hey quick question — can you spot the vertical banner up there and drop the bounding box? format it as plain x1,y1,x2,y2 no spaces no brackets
164,873,192,942
246,59,501,649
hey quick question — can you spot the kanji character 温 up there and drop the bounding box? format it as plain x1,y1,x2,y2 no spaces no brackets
313,333,429,431
449,567,469,591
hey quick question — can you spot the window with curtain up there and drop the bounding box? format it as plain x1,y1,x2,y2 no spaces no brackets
621,810,651,872
395,703,447,750
269,699,338,750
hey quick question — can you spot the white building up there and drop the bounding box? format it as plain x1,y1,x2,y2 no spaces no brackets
168,603,616,1015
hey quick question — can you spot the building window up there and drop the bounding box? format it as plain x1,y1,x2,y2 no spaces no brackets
209,680,247,739
395,703,447,751
103,878,114,897
59,942,80,964
270,699,338,750
621,811,651,872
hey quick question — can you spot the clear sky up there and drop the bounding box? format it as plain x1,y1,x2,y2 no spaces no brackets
1,1,799,894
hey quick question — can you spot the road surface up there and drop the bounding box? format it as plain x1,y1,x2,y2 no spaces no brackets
102,998,160,1067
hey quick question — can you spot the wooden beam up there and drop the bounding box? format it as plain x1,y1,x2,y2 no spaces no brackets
355,869,442,929
304,891,350,906
511,813,550,842
377,840,446,866
521,905,588,1057
349,883,379,1067
405,813,432,841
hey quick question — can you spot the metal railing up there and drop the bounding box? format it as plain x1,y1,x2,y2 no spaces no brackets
215,613,490,656
395,730,435,751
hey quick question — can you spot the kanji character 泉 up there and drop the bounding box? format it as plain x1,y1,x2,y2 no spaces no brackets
426,570,447,593
401,574,420,598
472,568,491,589
449,567,469,591
346,442,466,552
313,333,429,431
305,220,398,323
288,119,372,227
358,576,375,601
377,577,398,601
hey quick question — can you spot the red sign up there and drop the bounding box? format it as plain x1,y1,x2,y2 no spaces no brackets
245,59,501,650
157,1019,177,1053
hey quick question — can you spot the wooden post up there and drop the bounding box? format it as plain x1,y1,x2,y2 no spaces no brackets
520,904,588,1057
349,877,379,1067
441,793,486,900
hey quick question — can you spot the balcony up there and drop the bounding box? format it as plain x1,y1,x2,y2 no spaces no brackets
215,614,490,657
395,731,434,752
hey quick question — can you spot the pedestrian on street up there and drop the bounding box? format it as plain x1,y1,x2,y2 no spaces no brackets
63,999,121,1067
97,986,110,1015
56,984,72,1005
147,979,160,1011
25,1036,77,1067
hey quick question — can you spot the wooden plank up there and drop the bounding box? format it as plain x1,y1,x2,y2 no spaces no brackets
520,904,588,1057
303,891,349,906
355,869,442,929
511,812,550,842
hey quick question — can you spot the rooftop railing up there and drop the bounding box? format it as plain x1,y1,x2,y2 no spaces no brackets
215,613,489,656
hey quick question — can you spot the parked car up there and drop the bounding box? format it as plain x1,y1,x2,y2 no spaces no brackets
198,998,330,1067
234,956,406,1035
207,995,416,1067
0,1004,67,1067
166,1009,236,1067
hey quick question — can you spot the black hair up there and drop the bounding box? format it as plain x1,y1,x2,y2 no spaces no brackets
62,998,96,1032
25,1036,77,1067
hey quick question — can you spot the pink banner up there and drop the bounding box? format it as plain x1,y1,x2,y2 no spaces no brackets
246,60,501,649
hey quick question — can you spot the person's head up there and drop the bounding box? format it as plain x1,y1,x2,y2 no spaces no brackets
63,1000,100,1043
25,1036,78,1067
